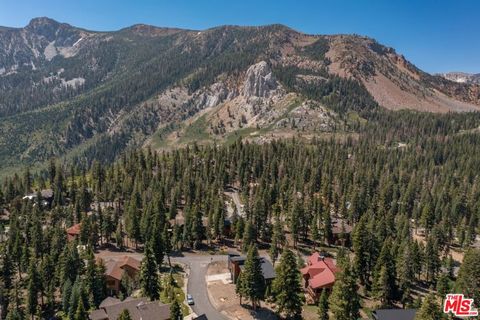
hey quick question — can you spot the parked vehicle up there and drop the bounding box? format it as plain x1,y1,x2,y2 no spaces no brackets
187,294,194,305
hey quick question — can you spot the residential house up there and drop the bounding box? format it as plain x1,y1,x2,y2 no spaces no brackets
66,223,82,241
372,309,417,320
22,189,54,206
89,297,170,320
301,252,339,303
228,253,276,285
331,217,353,246
91,201,121,212
102,256,141,295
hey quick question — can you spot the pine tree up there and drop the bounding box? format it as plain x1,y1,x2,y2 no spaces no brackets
242,221,255,252
62,279,73,313
162,224,173,267
436,273,450,297
115,222,124,249
140,244,160,300
373,265,396,307
424,236,440,283
269,216,285,265
311,213,320,250
415,293,442,320
290,198,302,248
372,239,396,305
191,205,204,249
272,248,304,319
237,245,265,309
150,216,165,269
352,215,370,285
323,208,333,245
6,309,23,320
118,309,133,320
26,260,39,318
397,241,415,307
317,288,329,320
169,300,183,320
328,259,360,320
68,278,89,320
1,251,13,290
84,248,104,307
74,298,88,320
235,270,245,305
234,216,245,245
125,200,141,248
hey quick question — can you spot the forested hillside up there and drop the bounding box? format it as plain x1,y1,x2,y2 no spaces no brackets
0,110,479,318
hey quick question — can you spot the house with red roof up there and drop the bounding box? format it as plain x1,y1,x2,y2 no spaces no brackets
66,223,82,241
301,252,339,303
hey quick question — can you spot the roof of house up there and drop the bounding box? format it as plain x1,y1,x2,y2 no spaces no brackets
118,256,141,270
89,309,108,320
331,217,353,234
90,297,170,320
40,189,54,199
372,309,417,320
103,256,142,281
229,256,245,262
135,301,171,320
99,297,121,308
301,252,339,289
238,257,276,280
259,258,276,280
23,189,54,200
0,208,10,221
66,223,82,235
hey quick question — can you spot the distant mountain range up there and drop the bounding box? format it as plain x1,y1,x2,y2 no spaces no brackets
438,72,480,84
1,17,480,171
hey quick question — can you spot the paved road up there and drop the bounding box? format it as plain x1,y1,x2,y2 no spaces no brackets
173,254,229,320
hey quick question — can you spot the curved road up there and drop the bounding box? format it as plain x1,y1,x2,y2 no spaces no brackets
173,254,229,320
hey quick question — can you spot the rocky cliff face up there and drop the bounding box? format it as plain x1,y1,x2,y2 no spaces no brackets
242,61,278,98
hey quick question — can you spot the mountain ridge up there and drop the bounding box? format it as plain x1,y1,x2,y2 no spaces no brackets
0,17,479,172
438,72,480,84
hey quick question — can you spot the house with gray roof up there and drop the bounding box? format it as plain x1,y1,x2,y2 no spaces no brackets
89,297,170,320
372,309,416,320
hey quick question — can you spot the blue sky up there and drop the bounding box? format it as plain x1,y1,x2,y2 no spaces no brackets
1,0,478,74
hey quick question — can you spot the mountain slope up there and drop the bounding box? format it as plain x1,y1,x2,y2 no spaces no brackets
0,18,479,171
438,72,480,84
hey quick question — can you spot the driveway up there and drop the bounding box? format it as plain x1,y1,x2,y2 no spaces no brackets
224,191,245,218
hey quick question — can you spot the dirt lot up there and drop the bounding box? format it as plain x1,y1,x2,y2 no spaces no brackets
412,230,465,263
206,261,278,320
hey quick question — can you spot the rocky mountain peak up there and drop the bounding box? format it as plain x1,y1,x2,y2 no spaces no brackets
242,61,278,98
25,17,63,37
23,17,82,46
